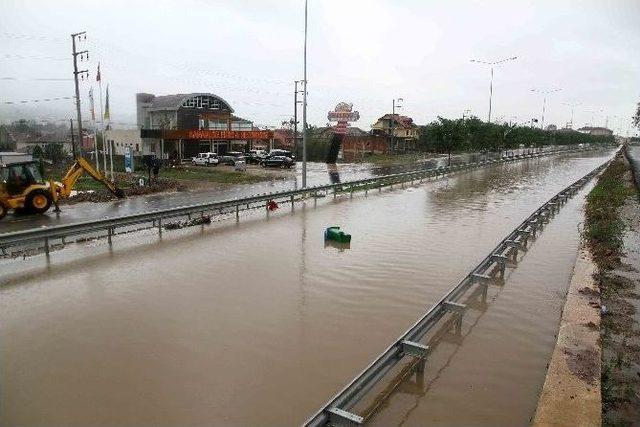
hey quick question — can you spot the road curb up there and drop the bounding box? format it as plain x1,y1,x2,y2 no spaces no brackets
533,248,601,427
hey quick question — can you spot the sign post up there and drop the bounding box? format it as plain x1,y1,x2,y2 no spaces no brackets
326,103,360,163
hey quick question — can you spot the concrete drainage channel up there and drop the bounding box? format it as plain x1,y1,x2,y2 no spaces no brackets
0,146,599,259
302,152,618,427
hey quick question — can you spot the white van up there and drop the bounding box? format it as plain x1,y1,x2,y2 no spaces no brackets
192,152,220,166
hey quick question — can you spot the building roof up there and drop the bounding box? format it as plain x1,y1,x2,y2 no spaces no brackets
376,114,417,128
146,93,235,113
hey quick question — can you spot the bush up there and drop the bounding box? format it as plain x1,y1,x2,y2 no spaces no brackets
418,116,614,153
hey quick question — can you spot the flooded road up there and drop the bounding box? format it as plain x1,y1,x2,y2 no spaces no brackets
0,149,614,426
0,147,548,234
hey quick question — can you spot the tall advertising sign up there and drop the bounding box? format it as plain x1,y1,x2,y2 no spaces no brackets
124,146,134,173
327,102,360,134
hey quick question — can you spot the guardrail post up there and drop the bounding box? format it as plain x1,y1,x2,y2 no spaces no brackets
291,194,295,210
314,191,318,207
158,218,162,237
334,188,337,199
107,227,112,245
443,301,466,335
236,204,239,221
402,340,429,374
327,408,364,426
490,254,509,277
350,184,354,199
44,237,50,258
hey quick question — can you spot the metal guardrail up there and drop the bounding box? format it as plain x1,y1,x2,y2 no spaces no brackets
0,145,597,257
302,151,618,427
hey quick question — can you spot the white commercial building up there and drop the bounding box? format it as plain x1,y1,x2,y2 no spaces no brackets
104,129,155,157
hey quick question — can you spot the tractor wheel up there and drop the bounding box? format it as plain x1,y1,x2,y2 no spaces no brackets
0,203,6,220
25,189,52,214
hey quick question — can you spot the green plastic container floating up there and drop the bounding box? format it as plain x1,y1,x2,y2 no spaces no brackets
324,226,351,243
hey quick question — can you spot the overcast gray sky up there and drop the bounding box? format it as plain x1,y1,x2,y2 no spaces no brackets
1,0,638,135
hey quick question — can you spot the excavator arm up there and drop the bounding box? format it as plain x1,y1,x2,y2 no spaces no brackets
56,157,125,199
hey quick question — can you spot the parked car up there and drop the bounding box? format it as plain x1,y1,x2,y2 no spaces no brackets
191,152,219,166
246,149,267,164
267,149,295,161
261,155,294,168
219,151,245,165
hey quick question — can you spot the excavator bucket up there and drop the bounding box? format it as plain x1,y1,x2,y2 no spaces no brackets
59,157,126,200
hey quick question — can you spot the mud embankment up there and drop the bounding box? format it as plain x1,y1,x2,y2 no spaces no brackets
63,177,184,204
585,151,640,425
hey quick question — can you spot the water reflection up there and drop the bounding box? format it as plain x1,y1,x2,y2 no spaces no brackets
327,163,341,184
324,240,351,252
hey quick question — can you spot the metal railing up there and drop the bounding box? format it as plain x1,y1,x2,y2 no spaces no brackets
0,145,597,257
302,151,617,427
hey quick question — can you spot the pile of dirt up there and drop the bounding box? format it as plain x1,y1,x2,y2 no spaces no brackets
63,178,183,204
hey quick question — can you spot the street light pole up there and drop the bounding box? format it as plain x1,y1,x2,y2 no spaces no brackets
471,56,517,124
562,102,580,129
531,88,561,130
301,0,308,188
488,66,494,123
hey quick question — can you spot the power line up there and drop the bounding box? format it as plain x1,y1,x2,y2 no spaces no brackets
1,32,66,43
1,96,75,104
0,77,73,81
0,53,69,61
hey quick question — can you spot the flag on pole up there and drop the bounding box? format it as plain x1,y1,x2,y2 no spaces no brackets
96,62,101,82
89,87,95,121
104,84,111,129
104,85,110,120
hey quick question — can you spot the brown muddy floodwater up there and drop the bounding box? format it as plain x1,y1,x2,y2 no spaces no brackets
0,150,614,426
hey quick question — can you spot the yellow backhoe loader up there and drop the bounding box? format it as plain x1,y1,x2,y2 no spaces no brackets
0,157,125,220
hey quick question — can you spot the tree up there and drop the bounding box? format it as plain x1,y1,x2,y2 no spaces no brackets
32,144,44,160
43,143,66,165
633,102,640,129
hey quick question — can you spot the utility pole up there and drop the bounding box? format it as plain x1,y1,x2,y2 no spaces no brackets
71,31,88,159
391,98,403,153
391,100,396,152
69,119,76,158
293,80,303,151
301,0,308,188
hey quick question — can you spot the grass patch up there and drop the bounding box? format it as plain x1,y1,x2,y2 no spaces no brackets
584,158,635,270
358,153,433,166
158,166,267,185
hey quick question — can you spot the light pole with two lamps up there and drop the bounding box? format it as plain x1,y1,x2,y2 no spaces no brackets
470,56,518,123
531,88,561,130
